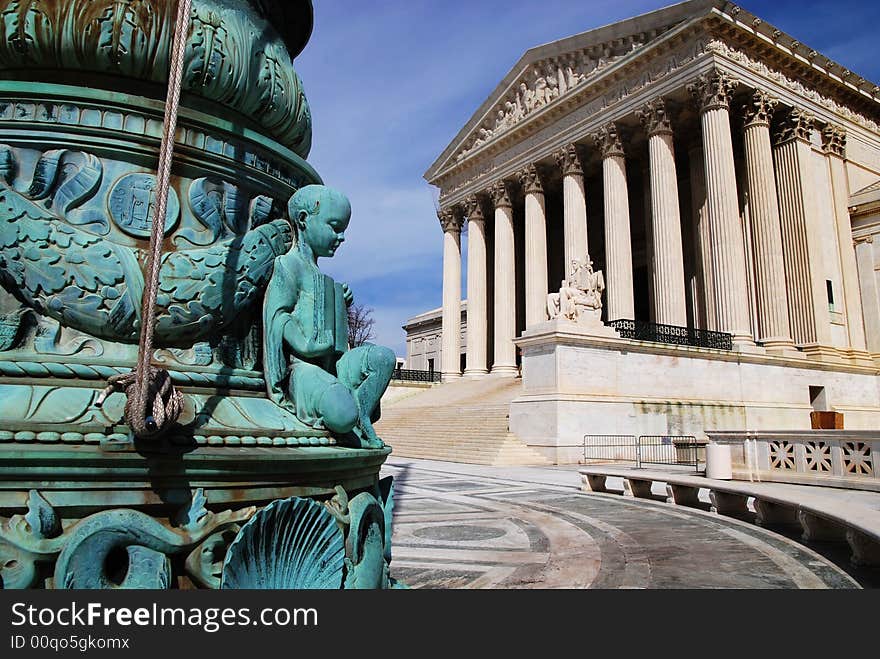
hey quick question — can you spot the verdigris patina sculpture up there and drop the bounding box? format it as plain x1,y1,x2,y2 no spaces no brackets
0,0,401,590
264,185,395,449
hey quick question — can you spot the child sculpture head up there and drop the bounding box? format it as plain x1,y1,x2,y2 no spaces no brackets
288,185,352,259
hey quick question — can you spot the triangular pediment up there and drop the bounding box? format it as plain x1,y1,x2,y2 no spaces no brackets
425,0,720,181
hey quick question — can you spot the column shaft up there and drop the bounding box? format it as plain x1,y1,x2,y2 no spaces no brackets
440,210,462,380
824,126,868,353
742,94,793,348
689,144,715,331
641,105,687,327
594,124,634,322
491,183,518,376
465,201,488,376
556,145,589,271
855,237,880,354
563,174,588,268
704,111,752,342
773,109,831,348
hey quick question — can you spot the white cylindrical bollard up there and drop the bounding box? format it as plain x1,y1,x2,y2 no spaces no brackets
706,443,733,480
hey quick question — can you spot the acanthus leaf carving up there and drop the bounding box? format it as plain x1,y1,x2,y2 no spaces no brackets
775,107,815,145
591,123,625,158
688,69,739,112
489,180,514,209
637,97,673,136
821,123,847,157
464,195,485,222
554,144,583,177
437,207,462,234
742,90,778,127
517,164,544,195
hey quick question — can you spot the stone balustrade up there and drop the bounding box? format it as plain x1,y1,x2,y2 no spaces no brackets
708,430,880,492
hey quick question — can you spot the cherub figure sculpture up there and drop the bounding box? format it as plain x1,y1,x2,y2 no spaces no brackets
547,257,605,324
263,185,395,449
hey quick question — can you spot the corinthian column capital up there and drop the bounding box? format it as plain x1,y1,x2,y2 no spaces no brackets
774,107,815,146
821,124,847,158
688,70,739,113
637,98,673,137
438,207,463,234
591,123,625,158
742,90,778,128
465,194,485,222
554,144,584,177
517,164,544,195
489,181,514,209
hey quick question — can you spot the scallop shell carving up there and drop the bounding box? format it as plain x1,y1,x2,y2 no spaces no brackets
220,497,345,590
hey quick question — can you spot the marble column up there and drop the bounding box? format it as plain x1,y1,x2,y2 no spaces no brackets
464,195,489,377
519,164,549,328
854,236,880,355
638,99,687,327
439,207,463,380
490,181,518,376
688,142,715,331
592,123,634,322
772,107,832,349
741,90,794,350
554,144,589,273
823,125,870,357
688,71,754,345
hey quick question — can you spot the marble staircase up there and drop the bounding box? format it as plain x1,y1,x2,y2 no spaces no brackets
376,377,551,466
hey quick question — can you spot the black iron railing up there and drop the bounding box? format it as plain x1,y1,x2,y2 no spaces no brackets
391,368,441,383
608,319,733,350
580,434,706,473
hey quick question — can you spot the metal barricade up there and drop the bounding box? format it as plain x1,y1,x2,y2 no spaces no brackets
637,435,705,472
579,434,705,473
581,435,638,464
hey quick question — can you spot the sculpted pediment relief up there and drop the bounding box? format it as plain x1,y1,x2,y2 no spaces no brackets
452,29,674,164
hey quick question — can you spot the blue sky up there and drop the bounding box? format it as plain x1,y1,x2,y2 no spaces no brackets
294,0,880,356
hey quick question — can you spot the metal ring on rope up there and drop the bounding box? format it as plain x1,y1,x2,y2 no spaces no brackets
98,0,193,439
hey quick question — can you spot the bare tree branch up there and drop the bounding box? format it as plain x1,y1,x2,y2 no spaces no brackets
347,303,376,348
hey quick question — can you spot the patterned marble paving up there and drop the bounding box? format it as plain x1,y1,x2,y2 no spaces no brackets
382,461,861,590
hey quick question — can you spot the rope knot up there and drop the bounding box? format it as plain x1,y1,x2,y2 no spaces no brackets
97,367,184,439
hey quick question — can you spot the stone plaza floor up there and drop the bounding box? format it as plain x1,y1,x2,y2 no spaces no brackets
382,458,872,589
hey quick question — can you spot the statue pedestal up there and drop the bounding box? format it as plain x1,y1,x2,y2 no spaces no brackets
527,317,621,339
0,439,395,589
510,322,880,465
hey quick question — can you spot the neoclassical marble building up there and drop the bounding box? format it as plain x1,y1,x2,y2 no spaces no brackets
412,0,880,461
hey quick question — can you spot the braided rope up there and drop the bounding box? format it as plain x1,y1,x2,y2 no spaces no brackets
113,0,193,439
0,361,265,389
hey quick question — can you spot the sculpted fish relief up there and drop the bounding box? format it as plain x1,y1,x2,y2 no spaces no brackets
0,145,292,346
